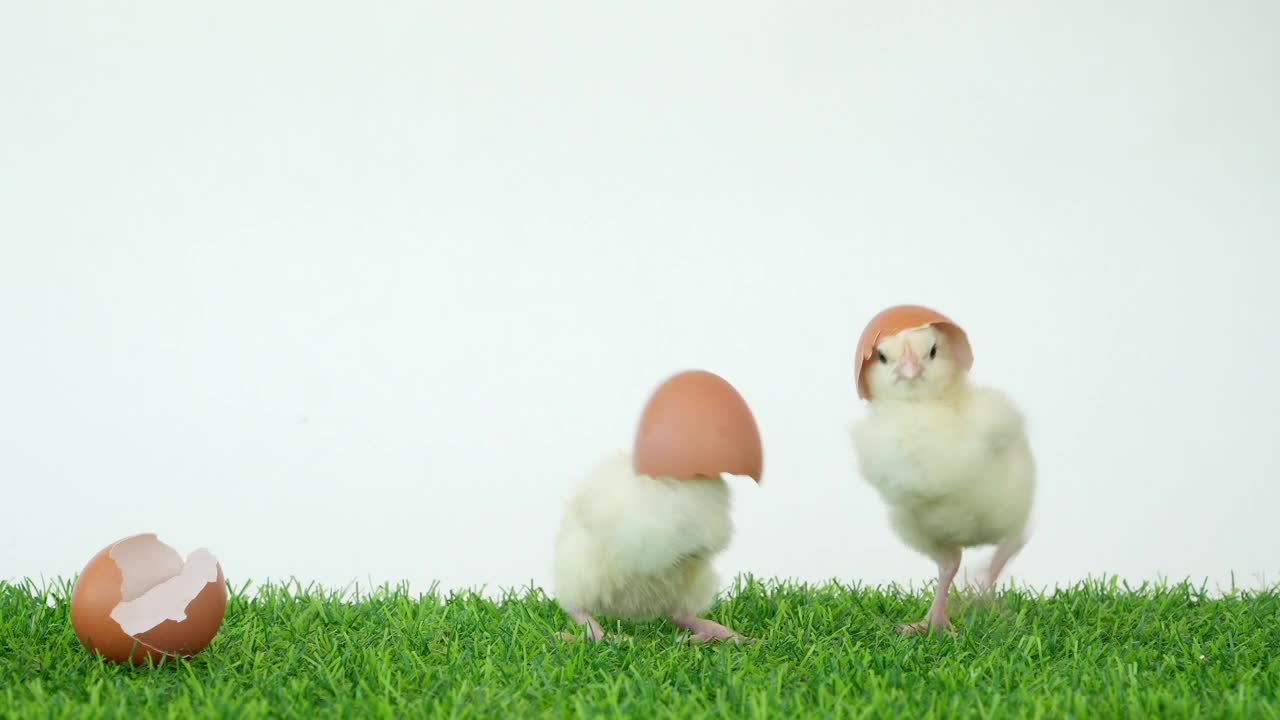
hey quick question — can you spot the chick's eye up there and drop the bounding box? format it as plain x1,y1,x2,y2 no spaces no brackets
876,350,887,364
929,344,937,359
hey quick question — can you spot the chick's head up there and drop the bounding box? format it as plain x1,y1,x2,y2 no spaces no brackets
633,369,763,484
855,304,973,402
863,325,966,402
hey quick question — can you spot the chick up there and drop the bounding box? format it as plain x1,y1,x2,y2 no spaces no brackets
553,369,761,643
553,452,741,642
851,308,1035,634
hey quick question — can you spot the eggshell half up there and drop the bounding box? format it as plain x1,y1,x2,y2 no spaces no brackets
633,369,763,482
855,304,973,400
69,534,227,665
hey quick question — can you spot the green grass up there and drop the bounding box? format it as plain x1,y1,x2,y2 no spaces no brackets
1,576,1277,719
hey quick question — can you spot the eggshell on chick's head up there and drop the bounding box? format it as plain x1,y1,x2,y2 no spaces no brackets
632,369,763,483
69,534,227,665
855,304,973,400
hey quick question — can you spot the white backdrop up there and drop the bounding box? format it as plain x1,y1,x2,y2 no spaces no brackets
3,1,1278,597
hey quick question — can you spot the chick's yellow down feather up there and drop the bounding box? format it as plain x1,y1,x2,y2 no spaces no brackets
553,452,742,641
854,383,1035,557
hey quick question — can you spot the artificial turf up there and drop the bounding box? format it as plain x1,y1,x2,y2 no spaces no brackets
1,576,1276,719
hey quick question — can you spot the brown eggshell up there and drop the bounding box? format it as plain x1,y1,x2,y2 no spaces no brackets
69,542,143,664
632,369,763,482
855,304,973,400
131,564,227,657
69,534,227,665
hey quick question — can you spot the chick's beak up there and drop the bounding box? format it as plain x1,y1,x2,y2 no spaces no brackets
894,343,922,381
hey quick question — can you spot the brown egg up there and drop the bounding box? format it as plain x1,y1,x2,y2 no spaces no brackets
854,304,973,400
632,369,763,482
69,534,227,665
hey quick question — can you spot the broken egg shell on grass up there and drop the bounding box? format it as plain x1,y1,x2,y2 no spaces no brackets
69,533,227,665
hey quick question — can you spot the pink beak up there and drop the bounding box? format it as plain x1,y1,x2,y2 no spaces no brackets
895,343,922,381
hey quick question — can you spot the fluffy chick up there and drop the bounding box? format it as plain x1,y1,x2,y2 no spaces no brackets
852,325,1035,634
553,451,742,642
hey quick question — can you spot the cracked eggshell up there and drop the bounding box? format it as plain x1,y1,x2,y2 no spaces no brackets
855,304,973,400
632,369,763,483
69,534,227,665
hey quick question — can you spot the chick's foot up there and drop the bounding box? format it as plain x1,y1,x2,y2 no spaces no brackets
900,551,960,635
897,611,954,635
672,615,746,644
557,609,608,642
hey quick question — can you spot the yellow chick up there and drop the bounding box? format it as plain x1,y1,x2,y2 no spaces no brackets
851,305,1035,634
553,370,762,643
553,452,739,642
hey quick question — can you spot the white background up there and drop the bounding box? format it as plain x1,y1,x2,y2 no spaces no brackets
3,1,1277,598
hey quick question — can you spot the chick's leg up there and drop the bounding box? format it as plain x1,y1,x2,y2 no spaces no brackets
983,536,1025,593
900,549,961,635
557,609,607,642
671,615,744,644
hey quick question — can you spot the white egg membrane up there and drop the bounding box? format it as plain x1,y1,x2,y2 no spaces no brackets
106,534,219,636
